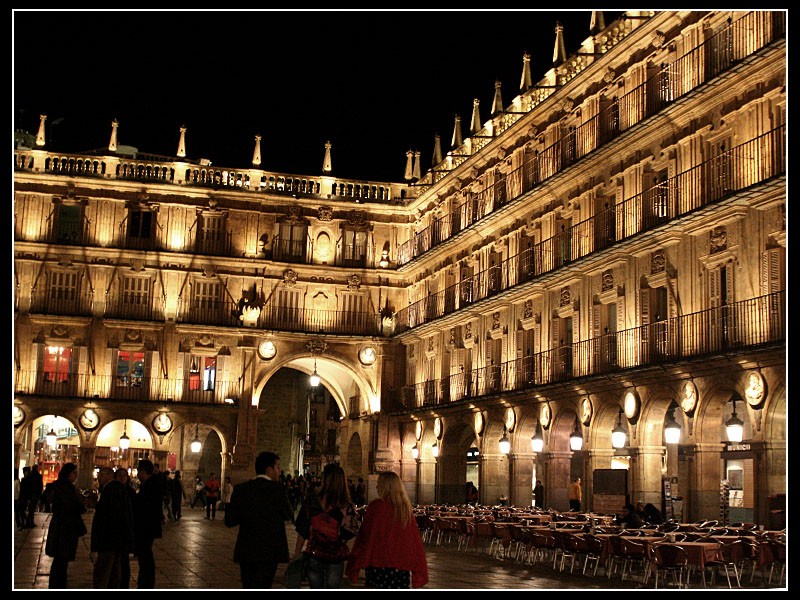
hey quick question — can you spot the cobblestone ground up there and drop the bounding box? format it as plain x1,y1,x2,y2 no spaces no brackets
13,507,786,590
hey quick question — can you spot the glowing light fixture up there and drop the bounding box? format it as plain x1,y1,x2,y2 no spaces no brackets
191,423,202,453
530,421,544,453
411,443,419,460
309,358,320,387
664,406,682,445
432,441,439,458
46,424,57,447
119,419,130,450
569,417,583,451
499,428,511,454
725,394,744,443
611,409,628,449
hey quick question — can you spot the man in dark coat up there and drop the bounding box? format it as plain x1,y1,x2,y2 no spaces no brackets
22,465,44,528
91,466,135,588
133,459,163,589
224,451,294,588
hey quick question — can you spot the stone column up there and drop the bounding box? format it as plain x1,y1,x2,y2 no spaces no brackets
683,442,725,522
417,458,436,504
480,451,509,505
510,452,535,507
543,450,573,512
628,444,666,507
77,446,96,490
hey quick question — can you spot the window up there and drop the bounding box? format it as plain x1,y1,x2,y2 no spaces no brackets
48,271,78,304
55,204,82,243
275,221,307,261
341,227,368,267
188,356,216,391
123,277,150,311
128,208,153,239
116,351,145,387
43,346,72,383
198,214,226,253
192,281,220,310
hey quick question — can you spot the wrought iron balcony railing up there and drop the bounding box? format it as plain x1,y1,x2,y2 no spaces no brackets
397,11,785,266
394,125,785,333
13,372,241,406
389,290,784,410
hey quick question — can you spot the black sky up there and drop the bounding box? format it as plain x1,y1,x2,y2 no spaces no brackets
13,9,625,183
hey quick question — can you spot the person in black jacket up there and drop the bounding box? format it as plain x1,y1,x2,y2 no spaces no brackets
45,463,87,588
224,451,294,588
616,503,644,529
133,459,163,589
115,468,138,588
91,467,135,588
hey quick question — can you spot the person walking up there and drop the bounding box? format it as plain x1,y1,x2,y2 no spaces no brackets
14,468,24,530
24,465,43,528
293,463,358,588
220,476,233,512
533,479,545,509
171,470,185,520
115,468,138,588
345,471,428,589
191,475,206,509
354,477,367,506
133,459,163,588
224,451,294,589
568,477,582,512
205,472,221,520
91,467,135,588
44,463,87,588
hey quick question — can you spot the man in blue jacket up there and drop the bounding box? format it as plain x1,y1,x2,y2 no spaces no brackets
224,451,294,588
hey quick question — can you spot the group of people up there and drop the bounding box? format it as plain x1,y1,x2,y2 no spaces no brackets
190,473,234,519
224,451,428,589
41,460,165,589
616,501,665,528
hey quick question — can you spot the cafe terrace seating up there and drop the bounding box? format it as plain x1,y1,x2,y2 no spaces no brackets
652,544,690,589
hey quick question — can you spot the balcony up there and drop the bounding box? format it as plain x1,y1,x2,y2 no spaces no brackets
394,126,785,334
397,11,785,266
13,371,241,405
389,291,784,410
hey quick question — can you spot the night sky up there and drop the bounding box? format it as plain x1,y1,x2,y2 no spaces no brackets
13,9,625,183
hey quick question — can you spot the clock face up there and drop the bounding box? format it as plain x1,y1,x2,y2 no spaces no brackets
580,397,593,425
415,421,423,441
79,408,100,431
473,412,484,435
744,372,766,408
680,381,697,415
433,417,442,439
13,405,25,427
624,391,640,422
540,403,552,429
258,340,276,360
152,413,173,434
358,346,377,366
505,408,516,431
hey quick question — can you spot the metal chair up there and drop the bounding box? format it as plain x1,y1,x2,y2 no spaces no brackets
652,543,689,589
619,537,648,582
528,531,555,566
766,539,786,586
705,538,744,588
582,533,606,576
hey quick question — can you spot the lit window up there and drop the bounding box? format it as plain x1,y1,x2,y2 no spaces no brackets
189,356,216,391
117,351,145,387
43,346,72,383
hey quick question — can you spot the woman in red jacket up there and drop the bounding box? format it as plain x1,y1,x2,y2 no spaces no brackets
345,471,428,588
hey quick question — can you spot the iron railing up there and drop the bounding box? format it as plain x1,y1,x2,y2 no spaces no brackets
394,125,785,333
397,11,785,266
390,290,785,409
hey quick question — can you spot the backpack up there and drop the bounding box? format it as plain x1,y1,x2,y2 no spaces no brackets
304,507,350,563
